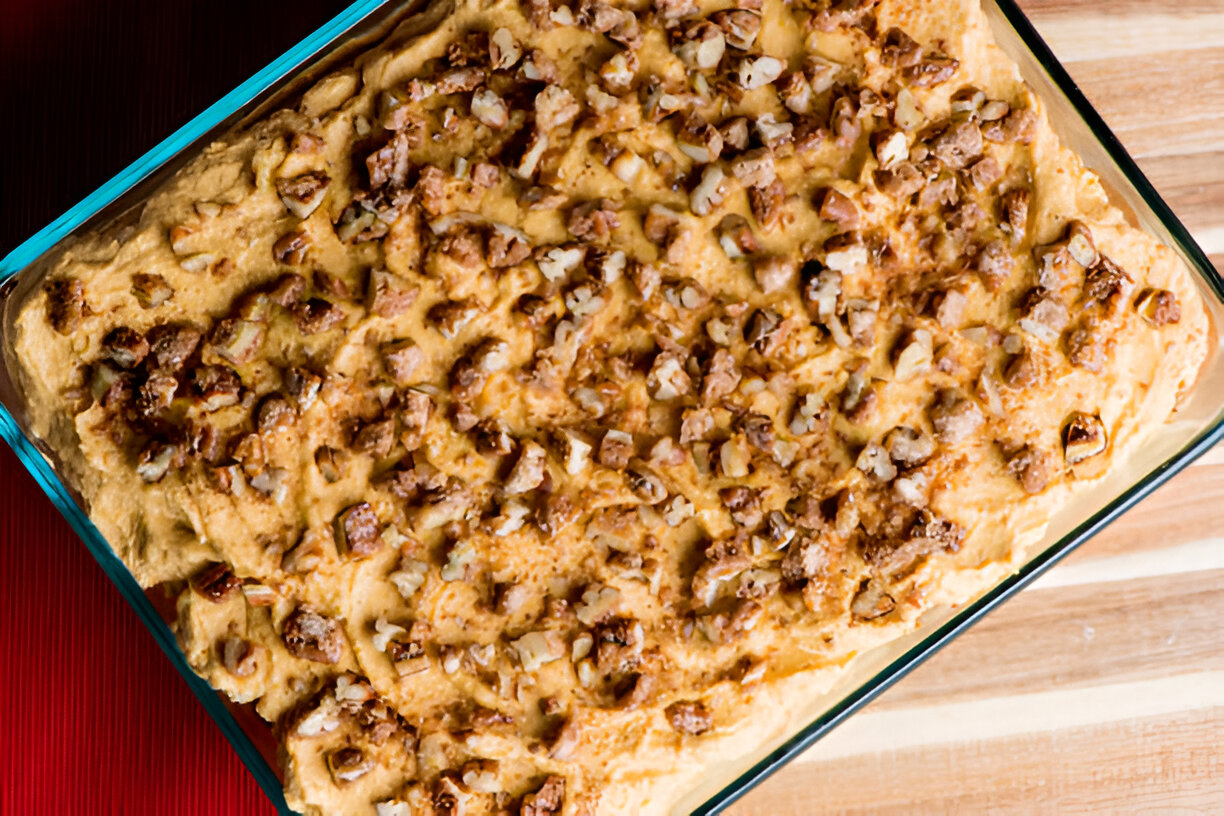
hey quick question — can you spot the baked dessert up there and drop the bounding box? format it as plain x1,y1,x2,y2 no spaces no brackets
9,0,1209,812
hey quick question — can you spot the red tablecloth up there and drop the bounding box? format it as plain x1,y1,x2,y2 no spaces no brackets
1,1,343,813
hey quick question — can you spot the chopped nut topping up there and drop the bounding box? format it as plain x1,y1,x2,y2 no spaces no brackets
1063,412,1107,465
1135,288,1181,326
191,562,241,603
664,700,712,735
337,502,383,557
282,607,344,664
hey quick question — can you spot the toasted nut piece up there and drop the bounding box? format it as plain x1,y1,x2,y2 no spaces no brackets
712,10,761,50
536,84,580,131
471,87,510,128
521,775,566,815
209,318,265,365
892,329,933,382
599,429,634,469
45,277,86,334
367,269,419,318
282,607,344,664
735,55,785,90
599,48,639,92
489,27,522,69
328,747,372,783
1007,444,1050,494
817,188,859,230
337,502,382,557
1063,412,1107,465
754,256,795,293
1065,222,1098,268
101,327,149,369
720,116,750,151
851,579,895,620
131,273,174,308
273,228,310,265
665,700,712,734
929,390,984,444
627,462,667,504
1135,288,1181,326
874,129,909,169
504,441,548,494
276,171,330,219
690,165,726,216
192,562,241,603
383,340,425,385
677,114,724,164
716,214,758,259
673,21,725,70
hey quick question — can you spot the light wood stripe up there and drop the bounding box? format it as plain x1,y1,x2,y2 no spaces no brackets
731,712,1224,815
796,671,1224,761
1029,12,1224,62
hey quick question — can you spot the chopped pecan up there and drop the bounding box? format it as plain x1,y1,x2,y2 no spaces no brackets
1135,288,1181,326
817,188,860,231
874,162,925,199
219,637,260,677
276,171,330,219
45,277,86,333
354,419,395,458
504,441,548,494
881,27,923,69
745,308,783,354
210,318,265,364
780,535,826,584
1063,411,1107,464
568,199,620,241
931,121,982,170
282,607,344,663
145,324,201,371
266,272,307,307
273,228,310,265
929,390,984,444
191,562,241,603
328,747,372,784
1083,257,1132,311
101,327,149,369
337,502,382,557
1007,444,1050,494
903,55,959,87
401,390,433,451
720,116,750,151
665,700,712,735
535,84,580,131
598,430,634,469
851,579,895,620
131,273,174,309
257,395,296,434
720,485,763,527
383,340,425,385
1066,322,1104,372
701,348,741,402
293,298,346,334
521,775,566,816
367,269,419,318
191,365,241,411
747,179,785,229
975,240,1013,290
487,226,532,267
967,156,1002,190
677,114,724,165
1002,188,1030,240
740,414,775,452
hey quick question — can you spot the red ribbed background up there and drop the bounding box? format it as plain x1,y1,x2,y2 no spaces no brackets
0,1,344,813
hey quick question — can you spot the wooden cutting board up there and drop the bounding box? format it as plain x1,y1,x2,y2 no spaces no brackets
731,5,1224,812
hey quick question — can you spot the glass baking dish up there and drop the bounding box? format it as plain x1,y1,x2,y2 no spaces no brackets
1,0,1221,813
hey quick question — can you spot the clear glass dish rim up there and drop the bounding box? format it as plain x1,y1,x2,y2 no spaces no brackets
0,1,1221,814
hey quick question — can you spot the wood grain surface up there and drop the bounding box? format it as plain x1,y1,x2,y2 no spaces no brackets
0,1,1220,815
